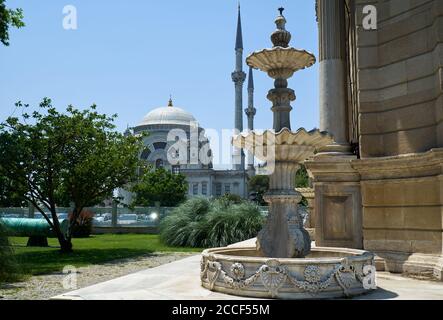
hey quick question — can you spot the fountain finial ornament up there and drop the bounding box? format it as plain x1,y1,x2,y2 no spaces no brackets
272,8,291,47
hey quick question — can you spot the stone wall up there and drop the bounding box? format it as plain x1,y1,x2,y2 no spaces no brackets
355,0,443,158
309,0,443,280
353,0,443,279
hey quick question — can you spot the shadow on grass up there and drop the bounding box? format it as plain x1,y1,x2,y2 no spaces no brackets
14,248,156,277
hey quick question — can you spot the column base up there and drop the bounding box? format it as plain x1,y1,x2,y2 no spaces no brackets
374,251,443,281
316,143,354,157
305,155,363,249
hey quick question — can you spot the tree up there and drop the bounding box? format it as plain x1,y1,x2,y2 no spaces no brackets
0,175,27,207
295,164,310,188
0,99,143,252
131,167,188,207
0,0,24,46
248,175,270,206
248,164,309,206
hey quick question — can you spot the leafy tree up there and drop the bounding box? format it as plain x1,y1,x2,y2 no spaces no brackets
0,0,24,46
0,99,142,252
0,175,26,207
248,175,269,205
295,164,310,188
131,167,188,207
248,165,309,206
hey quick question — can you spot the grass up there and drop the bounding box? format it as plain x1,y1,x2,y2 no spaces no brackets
7,234,203,279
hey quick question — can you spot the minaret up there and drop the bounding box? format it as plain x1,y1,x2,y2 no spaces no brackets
231,4,246,170
245,66,256,172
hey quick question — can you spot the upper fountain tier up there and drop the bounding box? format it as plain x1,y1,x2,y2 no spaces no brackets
246,8,316,80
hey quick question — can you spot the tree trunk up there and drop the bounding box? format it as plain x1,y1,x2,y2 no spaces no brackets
59,237,73,253
50,207,73,253
66,206,83,248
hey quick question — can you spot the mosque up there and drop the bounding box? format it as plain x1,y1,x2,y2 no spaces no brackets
121,7,255,202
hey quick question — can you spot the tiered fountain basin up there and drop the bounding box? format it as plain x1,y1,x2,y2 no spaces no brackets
246,47,316,79
201,246,375,299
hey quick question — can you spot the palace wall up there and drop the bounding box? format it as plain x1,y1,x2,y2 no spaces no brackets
308,0,443,280
355,0,443,157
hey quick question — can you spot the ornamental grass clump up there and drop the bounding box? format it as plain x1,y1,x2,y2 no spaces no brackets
159,197,265,248
0,220,20,283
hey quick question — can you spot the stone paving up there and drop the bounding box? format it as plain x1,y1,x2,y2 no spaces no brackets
52,254,443,300
0,252,194,300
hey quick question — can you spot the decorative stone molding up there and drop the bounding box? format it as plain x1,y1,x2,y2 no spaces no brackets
201,247,375,299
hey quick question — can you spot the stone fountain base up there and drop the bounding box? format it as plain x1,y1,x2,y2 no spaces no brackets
201,246,375,299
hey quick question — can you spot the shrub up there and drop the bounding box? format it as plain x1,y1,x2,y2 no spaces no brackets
0,220,19,283
68,209,94,238
159,197,265,248
205,201,265,247
217,193,243,204
159,198,210,247
248,175,269,206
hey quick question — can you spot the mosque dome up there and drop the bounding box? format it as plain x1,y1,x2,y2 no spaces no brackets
137,98,196,127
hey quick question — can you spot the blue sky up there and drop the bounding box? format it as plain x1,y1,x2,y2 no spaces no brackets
1,0,319,160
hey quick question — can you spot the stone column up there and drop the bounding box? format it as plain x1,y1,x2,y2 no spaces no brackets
317,0,351,154
305,1,363,249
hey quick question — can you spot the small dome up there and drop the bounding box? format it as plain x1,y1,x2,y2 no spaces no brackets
137,105,196,127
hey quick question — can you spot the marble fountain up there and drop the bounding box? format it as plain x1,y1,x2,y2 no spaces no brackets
200,8,375,299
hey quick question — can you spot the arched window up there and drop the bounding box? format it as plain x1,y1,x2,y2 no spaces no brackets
155,159,164,169
153,142,167,150
140,148,151,160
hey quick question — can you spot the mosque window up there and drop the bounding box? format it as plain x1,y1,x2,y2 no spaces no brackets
153,142,167,150
224,184,231,194
140,148,151,160
155,159,164,169
202,182,208,196
172,165,180,175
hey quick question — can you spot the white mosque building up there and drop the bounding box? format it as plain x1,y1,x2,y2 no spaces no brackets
121,6,255,202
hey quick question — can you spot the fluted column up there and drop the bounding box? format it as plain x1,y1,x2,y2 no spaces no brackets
317,0,351,154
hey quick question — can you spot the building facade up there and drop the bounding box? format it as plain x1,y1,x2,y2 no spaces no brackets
129,98,247,200
121,6,254,202
306,0,443,280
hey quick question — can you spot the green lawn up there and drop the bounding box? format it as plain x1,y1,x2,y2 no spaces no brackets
8,234,203,279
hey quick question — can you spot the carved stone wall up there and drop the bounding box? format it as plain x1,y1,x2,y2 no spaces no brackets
310,0,443,280
355,0,443,158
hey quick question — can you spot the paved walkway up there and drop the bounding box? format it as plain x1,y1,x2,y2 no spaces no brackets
52,254,443,300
